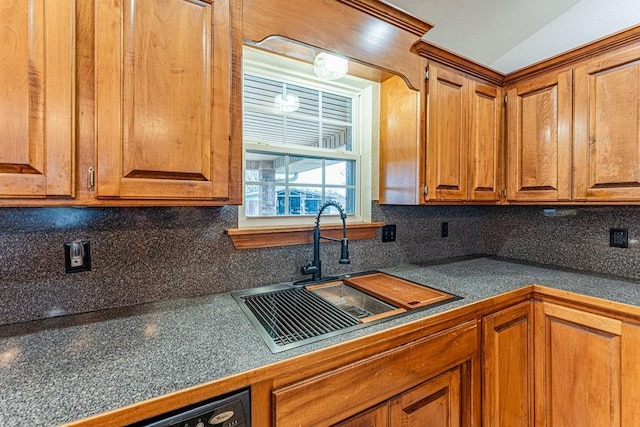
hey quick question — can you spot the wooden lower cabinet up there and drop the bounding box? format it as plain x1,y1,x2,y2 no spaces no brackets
534,301,640,426
272,321,479,426
333,402,389,427
389,366,463,426
336,365,466,427
483,298,640,427
482,301,534,427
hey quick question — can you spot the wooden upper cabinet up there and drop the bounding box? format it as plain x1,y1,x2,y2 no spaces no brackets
574,46,640,201
95,0,239,201
469,81,503,202
0,0,75,198
506,70,572,202
379,74,422,205
425,62,502,202
426,64,469,201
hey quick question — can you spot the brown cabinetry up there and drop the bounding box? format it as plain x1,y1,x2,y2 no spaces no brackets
425,62,502,202
483,297,640,425
337,365,466,427
482,301,534,427
273,320,479,426
505,70,572,202
389,366,463,426
334,402,389,427
573,45,640,201
379,61,502,206
0,0,75,198
95,0,239,201
534,301,640,426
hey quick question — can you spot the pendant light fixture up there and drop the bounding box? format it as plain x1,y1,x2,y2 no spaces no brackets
314,52,348,80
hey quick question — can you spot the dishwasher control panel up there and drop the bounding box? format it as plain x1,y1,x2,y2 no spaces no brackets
130,388,250,427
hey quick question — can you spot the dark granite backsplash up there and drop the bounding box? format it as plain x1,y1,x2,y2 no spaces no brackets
4,203,638,326
0,203,483,325
482,206,640,279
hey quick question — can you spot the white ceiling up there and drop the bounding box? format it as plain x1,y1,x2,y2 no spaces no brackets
384,0,640,74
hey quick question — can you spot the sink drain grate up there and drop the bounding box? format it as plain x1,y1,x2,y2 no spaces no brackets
243,287,359,347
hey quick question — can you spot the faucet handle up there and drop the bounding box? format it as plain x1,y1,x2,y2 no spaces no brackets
301,262,319,275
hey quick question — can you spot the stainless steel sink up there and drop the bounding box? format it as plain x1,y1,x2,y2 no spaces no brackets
232,272,462,353
308,282,397,320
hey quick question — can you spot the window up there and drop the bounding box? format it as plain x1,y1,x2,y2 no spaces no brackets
240,47,374,227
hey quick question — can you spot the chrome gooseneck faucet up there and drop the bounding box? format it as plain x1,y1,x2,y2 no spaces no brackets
295,200,350,285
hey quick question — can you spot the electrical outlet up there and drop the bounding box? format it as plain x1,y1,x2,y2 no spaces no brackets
381,224,396,242
441,222,449,237
65,240,92,273
610,228,628,248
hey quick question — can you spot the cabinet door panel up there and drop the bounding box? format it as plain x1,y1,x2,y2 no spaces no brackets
622,323,640,425
390,367,462,427
506,71,572,201
483,301,533,427
96,0,234,200
469,81,502,201
535,302,622,426
333,402,388,427
574,46,640,200
0,0,74,197
426,64,468,200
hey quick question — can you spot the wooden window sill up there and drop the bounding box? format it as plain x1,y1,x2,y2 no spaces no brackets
226,222,385,249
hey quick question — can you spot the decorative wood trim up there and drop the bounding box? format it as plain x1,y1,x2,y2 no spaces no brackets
226,222,385,249
412,40,505,86
337,0,433,37
504,23,640,84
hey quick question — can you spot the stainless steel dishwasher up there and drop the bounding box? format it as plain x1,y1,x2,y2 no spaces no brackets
129,388,250,427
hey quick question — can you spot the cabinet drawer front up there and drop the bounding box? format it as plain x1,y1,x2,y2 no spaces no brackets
273,320,478,426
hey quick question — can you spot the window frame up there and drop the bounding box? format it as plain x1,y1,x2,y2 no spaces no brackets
239,50,374,228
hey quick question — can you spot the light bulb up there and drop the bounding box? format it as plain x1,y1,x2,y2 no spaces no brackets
274,93,300,113
314,52,348,80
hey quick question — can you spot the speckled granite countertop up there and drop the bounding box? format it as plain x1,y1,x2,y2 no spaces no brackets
2,257,640,425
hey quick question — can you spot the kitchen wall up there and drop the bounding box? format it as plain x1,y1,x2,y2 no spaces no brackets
0,203,482,325
483,206,640,279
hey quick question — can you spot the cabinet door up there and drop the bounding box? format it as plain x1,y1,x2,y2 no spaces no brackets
389,367,462,427
426,63,469,201
574,46,640,201
534,302,624,426
95,0,236,200
0,0,74,198
333,402,389,427
482,301,534,427
273,321,478,426
469,81,502,202
506,70,572,201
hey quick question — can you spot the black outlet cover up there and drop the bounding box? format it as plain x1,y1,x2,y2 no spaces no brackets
610,228,628,248
381,224,396,242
